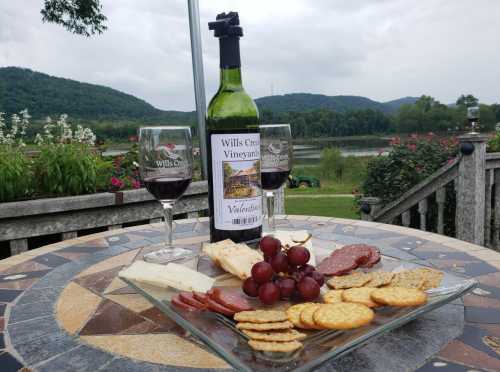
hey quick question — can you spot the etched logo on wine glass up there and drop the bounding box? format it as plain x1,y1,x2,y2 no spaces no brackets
153,143,188,169
262,141,290,170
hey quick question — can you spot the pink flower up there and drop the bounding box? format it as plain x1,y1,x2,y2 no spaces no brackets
410,133,418,140
447,158,455,165
377,148,385,155
416,164,424,173
407,144,417,152
132,180,141,189
111,176,124,189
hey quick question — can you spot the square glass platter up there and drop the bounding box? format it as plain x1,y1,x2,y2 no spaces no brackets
121,255,477,372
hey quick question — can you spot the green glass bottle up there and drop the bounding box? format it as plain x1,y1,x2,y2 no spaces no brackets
207,12,262,243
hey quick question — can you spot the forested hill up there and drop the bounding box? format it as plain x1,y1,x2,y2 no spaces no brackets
255,93,419,113
0,67,193,123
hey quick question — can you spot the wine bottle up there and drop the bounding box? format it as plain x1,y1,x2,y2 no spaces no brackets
207,12,262,243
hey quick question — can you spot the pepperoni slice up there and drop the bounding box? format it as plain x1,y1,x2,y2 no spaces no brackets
316,255,357,276
171,295,198,311
179,292,207,310
193,291,235,316
209,288,253,312
362,246,381,268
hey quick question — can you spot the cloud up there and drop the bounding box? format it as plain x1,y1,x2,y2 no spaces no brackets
0,0,499,111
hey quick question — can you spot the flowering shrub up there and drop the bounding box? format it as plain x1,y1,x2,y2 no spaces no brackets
105,144,141,191
0,147,33,202
362,133,458,204
0,110,31,146
34,114,96,145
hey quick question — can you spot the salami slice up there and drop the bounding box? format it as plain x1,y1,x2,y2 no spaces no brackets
179,292,207,310
193,291,235,317
209,288,253,312
171,295,198,311
362,246,381,268
316,255,357,276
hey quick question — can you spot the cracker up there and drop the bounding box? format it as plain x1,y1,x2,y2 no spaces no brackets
323,290,344,304
414,268,443,290
371,287,427,307
342,287,379,308
300,303,323,329
234,310,288,323
313,303,374,330
236,321,293,331
364,271,394,287
327,272,373,289
387,270,425,289
243,329,306,342
248,340,303,352
286,303,314,329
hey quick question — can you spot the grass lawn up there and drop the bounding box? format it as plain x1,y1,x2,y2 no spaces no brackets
285,180,358,195
285,196,359,219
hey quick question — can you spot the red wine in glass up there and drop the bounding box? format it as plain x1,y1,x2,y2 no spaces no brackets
261,169,290,190
144,177,192,201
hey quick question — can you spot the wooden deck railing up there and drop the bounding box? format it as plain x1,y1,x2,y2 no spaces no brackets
361,133,500,251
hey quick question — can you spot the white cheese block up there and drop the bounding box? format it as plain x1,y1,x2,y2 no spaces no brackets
119,260,215,293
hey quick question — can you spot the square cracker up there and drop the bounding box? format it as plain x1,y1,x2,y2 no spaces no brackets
236,321,293,331
248,340,303,352
327,272,373,289
234,310,288,323
387,270,425,289
364,272,394,287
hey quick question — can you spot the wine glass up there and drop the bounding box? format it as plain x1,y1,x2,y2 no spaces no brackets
139,126,196,263
260,124,293,231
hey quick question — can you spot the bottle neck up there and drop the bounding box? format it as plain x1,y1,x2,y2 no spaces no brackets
218,36,242,90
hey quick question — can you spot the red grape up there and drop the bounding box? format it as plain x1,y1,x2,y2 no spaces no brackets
270,252,289,273
299,264,315,276
292,271,305,283
287,265,299,274
251,261,273,284
287,246,310,266
297,276,320,301
259,236,281,258
242,277,259,297
277,277,296,299
258,282,281,305
311,271,325,287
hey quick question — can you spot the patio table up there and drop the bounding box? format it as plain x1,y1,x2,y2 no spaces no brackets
0,215,499,371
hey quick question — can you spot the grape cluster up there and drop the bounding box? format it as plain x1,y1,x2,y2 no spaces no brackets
242,236,324,305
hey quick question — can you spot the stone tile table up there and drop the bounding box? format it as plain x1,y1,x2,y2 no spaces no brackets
0,216,499,371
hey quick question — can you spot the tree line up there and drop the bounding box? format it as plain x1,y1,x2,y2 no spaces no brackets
261,95,500,138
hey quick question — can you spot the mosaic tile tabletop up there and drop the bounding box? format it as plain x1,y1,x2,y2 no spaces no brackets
0,216,499,371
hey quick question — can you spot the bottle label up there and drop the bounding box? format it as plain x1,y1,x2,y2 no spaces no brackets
211,133,262,230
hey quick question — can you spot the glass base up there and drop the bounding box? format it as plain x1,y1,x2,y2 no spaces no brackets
143,246,197,265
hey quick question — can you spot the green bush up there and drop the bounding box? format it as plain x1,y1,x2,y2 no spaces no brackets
320,147,346,180
362,135,457,204
0,147,33,202
33,144,97,196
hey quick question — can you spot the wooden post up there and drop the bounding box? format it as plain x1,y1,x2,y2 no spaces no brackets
10,238,28,256
436,187,446,235
418,198,428,231
401,210,411,227
493,169,500,250
485,169,494,247
360,197,382,221
456,134,488,246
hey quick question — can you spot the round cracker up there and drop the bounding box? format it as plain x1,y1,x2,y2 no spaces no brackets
342,287,379,308
300,303,323,329
313,302,374,330
327,272,373,289
371,287,427,307
323,290,344,304
234,310,288,323
286,303,315,329
248,340,303,352
236,321,293,331
243,329,306,342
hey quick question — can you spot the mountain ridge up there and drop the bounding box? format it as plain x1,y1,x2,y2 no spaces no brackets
0,67,418,120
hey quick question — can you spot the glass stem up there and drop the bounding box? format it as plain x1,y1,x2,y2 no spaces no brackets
161,201,174,248
266,191,275,231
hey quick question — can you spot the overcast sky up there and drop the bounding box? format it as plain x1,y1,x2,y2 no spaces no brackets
1,0,499,111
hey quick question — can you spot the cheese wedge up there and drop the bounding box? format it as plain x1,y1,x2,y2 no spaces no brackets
119,260,215,293
266,230,316,266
